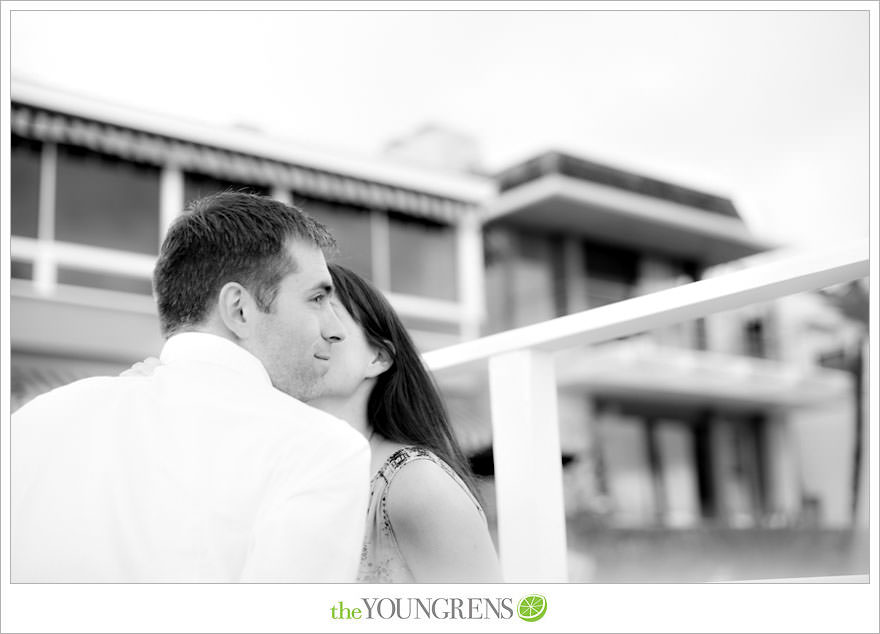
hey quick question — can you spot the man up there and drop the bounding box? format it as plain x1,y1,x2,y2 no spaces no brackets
11,193,370,582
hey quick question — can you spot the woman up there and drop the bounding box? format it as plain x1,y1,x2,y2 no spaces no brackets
307,263,501,583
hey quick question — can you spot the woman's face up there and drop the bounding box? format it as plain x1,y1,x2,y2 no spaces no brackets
317,299,383,399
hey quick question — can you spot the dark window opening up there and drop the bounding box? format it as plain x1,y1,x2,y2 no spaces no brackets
11,135,42,239
389,212,457,301
56,144,161,254
12,260,34,280
693,412,717,520
295,195,373,282
583,239,640,308
744,318,766,358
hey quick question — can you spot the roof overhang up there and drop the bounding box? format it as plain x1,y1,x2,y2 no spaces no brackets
484,174,773,267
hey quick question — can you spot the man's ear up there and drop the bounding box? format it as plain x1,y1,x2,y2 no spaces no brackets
216,282,258,339
365,344,394,378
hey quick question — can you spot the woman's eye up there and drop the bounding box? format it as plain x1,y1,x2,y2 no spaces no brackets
311,294,326,304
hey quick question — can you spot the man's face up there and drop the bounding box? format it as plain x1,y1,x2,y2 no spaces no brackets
246,239,345,401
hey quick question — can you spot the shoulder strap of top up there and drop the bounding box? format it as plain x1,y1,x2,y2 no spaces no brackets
375,446,429,479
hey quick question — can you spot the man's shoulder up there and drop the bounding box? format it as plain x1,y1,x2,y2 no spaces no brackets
14,375,126,416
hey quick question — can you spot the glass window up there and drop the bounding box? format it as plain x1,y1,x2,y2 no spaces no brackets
583,240,640,307
484,227,566,331
389,212,457,301
55,145,161,254
183,172,270,206
57,268,153,296
511,232,558,325
296,197,373,281
743,318,767,358
484,227,512,332
598,413,657,526
11,260,33,280
11,135,41,238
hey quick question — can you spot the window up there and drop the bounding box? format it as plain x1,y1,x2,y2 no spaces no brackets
597,413,657,526
296,197,373,281
744,318,767,358
583,240,640,308
389,212,457,301
55,145,161,254
484,228,562,331
11,260,33,281
11,135,41,238
484,227,516,332
183,172,270,206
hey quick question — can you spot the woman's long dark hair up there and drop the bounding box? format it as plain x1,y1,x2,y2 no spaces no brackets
328,263,481,501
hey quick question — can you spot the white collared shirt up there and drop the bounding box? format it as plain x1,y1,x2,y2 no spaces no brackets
12,332,370,582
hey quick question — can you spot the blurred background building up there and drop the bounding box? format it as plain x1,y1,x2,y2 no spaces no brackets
8,79,869,581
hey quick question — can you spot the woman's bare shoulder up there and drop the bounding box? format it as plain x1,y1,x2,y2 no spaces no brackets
385,455,482,529
383,451,501,582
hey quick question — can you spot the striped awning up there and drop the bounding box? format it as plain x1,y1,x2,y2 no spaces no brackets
11,103,474,224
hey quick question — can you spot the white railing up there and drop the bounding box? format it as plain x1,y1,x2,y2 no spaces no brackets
423,239,870,582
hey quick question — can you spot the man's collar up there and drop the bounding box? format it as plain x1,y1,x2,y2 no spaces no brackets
159,332,273,387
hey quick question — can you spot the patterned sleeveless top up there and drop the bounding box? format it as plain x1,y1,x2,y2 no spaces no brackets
357,446,485,583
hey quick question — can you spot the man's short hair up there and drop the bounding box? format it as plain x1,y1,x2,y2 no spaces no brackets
153,192,336,337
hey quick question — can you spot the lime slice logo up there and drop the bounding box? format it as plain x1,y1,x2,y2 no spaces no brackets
517,594,547,622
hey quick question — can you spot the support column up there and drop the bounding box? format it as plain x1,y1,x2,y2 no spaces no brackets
271,186,293,205
489,349,568,582
457,211,485,340
371,211,391,291
34,142,57,295
764,415,800,521
159,164,184,245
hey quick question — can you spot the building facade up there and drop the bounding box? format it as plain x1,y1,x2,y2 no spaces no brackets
468,152,859,534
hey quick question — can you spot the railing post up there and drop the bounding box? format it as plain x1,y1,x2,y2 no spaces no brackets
34,141,58,295
488,349,568,582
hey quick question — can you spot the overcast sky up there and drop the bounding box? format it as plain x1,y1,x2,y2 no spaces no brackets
8,6,871,247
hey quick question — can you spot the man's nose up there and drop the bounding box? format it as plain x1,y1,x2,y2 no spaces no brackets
323,305,346,343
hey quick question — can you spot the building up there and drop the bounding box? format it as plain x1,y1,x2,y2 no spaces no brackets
8,80,865,581
9,80,492,409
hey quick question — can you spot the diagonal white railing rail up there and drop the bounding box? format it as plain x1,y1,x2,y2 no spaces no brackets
423,239,870,582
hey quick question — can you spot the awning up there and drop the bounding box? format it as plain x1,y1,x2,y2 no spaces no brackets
11,103,474,224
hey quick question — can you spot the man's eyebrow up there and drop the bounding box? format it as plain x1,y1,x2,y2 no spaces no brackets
307,281,334,295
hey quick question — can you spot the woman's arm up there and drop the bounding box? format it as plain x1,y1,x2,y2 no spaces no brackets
385,458,502,583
